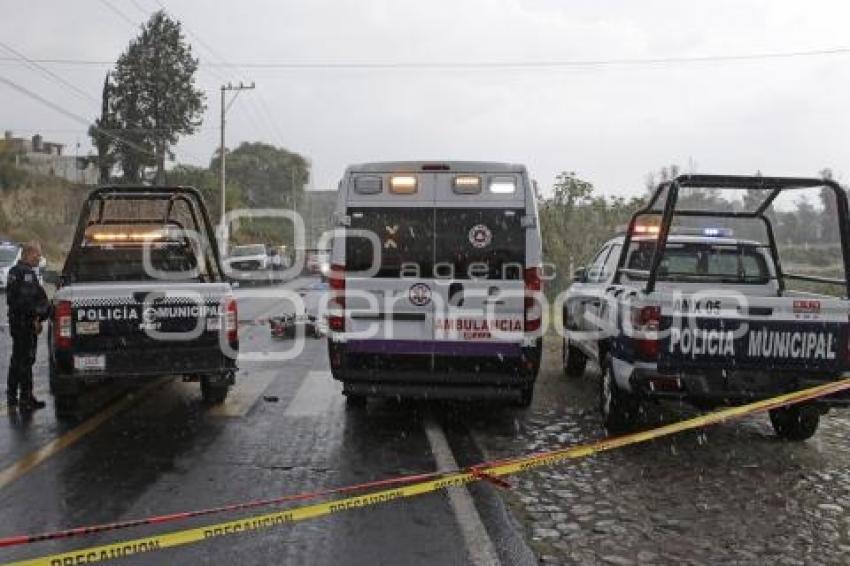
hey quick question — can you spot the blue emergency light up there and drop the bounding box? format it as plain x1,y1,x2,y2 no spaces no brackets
702,227,733,237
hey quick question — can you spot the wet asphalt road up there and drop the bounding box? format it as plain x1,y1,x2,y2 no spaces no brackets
1,279,850,564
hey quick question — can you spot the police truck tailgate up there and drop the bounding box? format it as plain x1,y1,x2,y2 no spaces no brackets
658,295,849,372
54,282,235,377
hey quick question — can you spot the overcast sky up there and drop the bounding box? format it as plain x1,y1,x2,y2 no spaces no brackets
2,0,849,196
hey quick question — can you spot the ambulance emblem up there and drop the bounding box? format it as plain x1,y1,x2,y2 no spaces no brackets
408,283,432,307
468,224,492,249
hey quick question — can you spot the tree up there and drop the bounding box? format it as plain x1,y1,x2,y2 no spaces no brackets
818,168,839,244
88,73,118,183
105,11,205,183
538,171,645,296
167,164,244,218
209,142,309,208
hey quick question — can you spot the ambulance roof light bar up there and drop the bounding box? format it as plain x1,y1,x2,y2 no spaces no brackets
389,175,418,194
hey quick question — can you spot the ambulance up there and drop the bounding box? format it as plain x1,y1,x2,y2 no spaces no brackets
327,162,543,406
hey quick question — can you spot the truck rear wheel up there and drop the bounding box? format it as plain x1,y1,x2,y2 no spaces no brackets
54,393,79,420
344,392,367,408
769,405,820,441
514,385,534,408
600,355,639,433
563,337,587,377
201,377,229,405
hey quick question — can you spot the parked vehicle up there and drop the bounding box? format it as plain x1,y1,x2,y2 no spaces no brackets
562,175,850,439
50,186,239,417
225,244,271,272
327,161,543,406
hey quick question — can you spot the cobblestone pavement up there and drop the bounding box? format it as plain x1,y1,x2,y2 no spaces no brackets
468,339,850,565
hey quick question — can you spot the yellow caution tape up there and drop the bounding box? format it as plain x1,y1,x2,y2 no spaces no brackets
8,377,850,566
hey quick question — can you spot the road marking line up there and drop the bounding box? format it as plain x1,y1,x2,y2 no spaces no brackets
0,377,170,491
10,379,850,565
283,371,341,417
208,370,278,417
424,417,501,566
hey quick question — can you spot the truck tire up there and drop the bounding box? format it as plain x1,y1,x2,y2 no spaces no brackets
514,385,534,408
563,336,587,377
201,377,229,405
769,405,820,441
48,356,57,394
600,355,639,433
343,384,367,407
344,392,367,408
54,393,79,420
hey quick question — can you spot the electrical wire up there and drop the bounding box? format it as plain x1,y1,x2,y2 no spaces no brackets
1,45,849,70
96,0,139,29
153,0,286,148
0,41,99,106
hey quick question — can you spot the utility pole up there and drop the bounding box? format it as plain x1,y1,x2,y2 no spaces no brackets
219,81,255,251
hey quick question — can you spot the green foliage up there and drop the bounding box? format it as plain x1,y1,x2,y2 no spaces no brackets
209,142,309,208
539,172,645,296
96,10,206,183
172,142,311,247
0,153,27,190
166,164,243,220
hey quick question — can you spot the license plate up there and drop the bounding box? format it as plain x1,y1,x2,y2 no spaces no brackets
74,355,105,372
77,321,100,335
207,317,222,331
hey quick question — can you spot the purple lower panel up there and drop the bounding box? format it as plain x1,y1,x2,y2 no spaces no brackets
345,339,522,357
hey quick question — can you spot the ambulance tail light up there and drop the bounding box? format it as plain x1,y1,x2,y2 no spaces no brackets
54,300,73,349
631,305,661,359
329,264,346,332
225,296,238,344
524,267,542,332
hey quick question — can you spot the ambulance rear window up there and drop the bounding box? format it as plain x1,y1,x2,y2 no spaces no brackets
435,209,525,280
345,207,525,279
346,208,433,278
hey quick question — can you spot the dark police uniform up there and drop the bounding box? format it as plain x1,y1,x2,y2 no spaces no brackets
6,260,49,408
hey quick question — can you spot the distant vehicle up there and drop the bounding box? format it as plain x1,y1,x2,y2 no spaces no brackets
0,243,21,289
225,244,270,272
563,175,850,440
305,248,330,276
327,161,543,406
50,186,239,418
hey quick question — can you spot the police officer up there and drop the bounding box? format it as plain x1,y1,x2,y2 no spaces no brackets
6,241,50,411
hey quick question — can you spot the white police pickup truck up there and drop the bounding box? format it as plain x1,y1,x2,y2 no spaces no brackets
563,175,850,440
49,187,239,417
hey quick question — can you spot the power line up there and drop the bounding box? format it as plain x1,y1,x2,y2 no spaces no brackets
1,45,849,70
0,73,145,154
128,0,154,18
96,0,139,29
0,41,99,107
153,0,286,148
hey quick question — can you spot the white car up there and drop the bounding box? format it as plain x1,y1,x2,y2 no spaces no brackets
0,244,20,288
224,244,270,274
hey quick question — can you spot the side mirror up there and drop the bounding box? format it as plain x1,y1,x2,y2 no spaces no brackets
572,267,587,283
